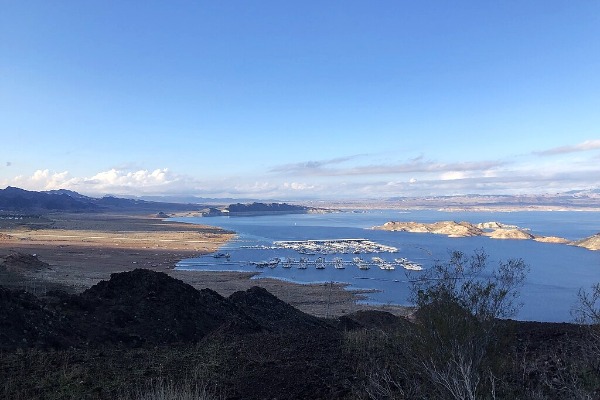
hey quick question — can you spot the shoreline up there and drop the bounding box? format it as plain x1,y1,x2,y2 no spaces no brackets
0,212,412,318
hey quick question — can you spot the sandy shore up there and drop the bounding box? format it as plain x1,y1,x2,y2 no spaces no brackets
0,212,410,317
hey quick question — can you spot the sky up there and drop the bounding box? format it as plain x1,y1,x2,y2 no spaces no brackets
1,1,599,200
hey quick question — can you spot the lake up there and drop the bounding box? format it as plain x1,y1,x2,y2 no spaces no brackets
172,210,600,322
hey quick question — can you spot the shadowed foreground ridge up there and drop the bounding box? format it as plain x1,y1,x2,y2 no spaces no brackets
2,269,599,399
2,269,339,348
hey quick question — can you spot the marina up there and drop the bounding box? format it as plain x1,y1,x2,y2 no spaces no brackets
173,209,600,322
183,246,425,272
221,238,419,271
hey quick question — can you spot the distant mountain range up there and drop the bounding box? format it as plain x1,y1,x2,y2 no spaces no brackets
0,187,324,215
335,191,600,211
0,187,202,213
2,186,599,213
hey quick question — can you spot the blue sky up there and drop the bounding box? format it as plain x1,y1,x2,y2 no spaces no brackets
1,1,599,199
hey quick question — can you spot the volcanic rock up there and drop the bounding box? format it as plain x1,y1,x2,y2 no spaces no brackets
62,269,261,345
0,286,76,349
338,310,411,331
229,286,331,332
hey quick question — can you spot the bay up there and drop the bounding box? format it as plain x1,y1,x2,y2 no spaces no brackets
172,210,600,322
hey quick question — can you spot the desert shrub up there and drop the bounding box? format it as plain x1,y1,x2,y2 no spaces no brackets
407,250,528,399
347,249,529,400
565,283,600,397
126,378,222,400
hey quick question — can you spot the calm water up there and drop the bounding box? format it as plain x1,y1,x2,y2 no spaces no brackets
172,210,600,322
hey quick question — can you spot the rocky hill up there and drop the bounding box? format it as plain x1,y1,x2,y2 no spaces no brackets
572,233,600,251
486,228,535,240
371,220,598,249
377,220,485,237
0,269,336,349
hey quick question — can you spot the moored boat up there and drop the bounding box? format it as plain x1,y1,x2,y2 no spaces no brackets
379,262,396,270
333,257,345,269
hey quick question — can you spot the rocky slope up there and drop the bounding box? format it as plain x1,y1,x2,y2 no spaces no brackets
486,228,535,240
572,233,600,251
372,220,598,249
376,220,484,237
0,269,338,349
2,268,598,399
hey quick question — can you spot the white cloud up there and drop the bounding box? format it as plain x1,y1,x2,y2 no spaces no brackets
2,154,599,200
269,155,366,174
537,139,600,156
11,169,78,191
440,171,467,181
270,157,506,177
283,182,316,190
4,168,185,195
231,181,279,195
86,168,172,188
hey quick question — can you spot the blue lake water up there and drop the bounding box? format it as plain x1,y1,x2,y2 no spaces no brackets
172,210,600,322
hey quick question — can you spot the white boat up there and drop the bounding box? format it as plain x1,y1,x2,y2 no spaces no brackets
333,257,345,269
403,262,423,271
352,256,370,270
298,257,308,269
268,257,281,268
371,256,385,263
379,262,396,270
315,256,326,269
282,257,294,268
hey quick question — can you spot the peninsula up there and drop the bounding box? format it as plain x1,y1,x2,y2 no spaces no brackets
199,202,326,217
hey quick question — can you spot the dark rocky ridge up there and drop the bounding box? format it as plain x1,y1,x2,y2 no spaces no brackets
0,286,78,349
1,268,598,399
62,269,263,346
0,269,337,349
229,285,331,332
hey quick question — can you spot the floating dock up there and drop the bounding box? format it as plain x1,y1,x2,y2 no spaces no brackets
273,238,398,254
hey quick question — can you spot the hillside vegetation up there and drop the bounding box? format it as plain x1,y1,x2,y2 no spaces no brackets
2,253,600,399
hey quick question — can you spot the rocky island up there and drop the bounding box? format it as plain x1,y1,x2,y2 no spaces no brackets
572,233,600,251
372,220,598,250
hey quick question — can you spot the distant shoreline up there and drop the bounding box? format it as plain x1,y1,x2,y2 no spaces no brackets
325,204,600,213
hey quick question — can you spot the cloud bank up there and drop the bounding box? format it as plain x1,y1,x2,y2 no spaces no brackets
2,139,599,200
270,158,506,177
5,168,185,195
